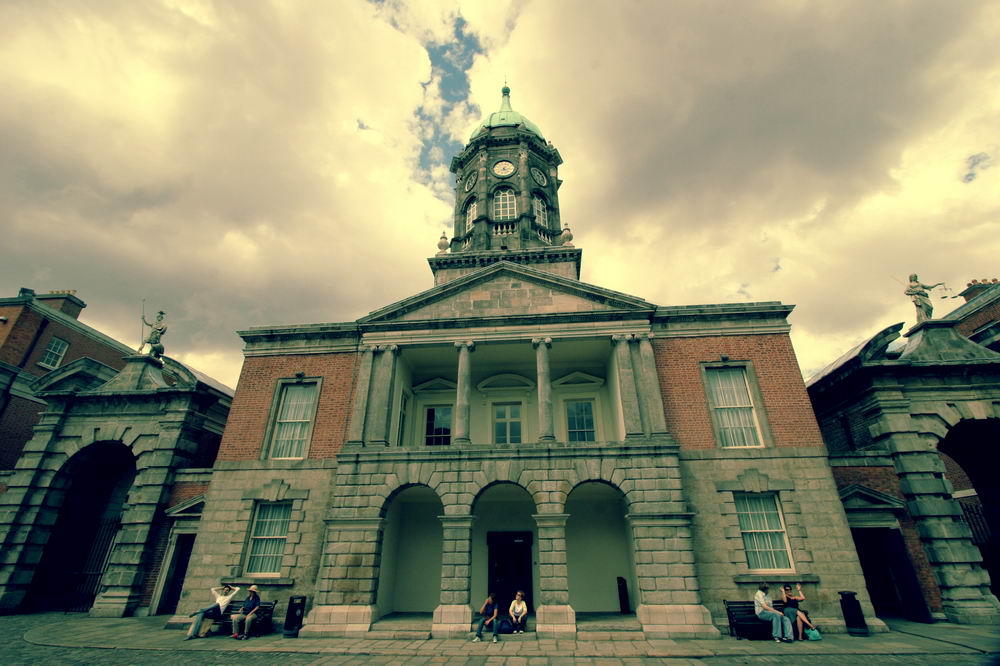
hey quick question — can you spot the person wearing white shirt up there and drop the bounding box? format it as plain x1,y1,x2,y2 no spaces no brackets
186,584,240,639
754,583,792,643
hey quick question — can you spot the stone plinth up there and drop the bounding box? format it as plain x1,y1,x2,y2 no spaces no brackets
535,604,576,637
299,604,374,636
637,603,721,639
431,604,472,637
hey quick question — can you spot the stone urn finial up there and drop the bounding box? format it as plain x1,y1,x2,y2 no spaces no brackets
437,231,449,254
560,224,574,247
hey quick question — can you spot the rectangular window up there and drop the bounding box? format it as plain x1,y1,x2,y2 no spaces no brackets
245,502,291,575
493,403,522,444
706,367,762,447
396,393,409,446
734,493,792,571
269,382,318,458
425,405,452,446
566,399,595,442
38,337,69,369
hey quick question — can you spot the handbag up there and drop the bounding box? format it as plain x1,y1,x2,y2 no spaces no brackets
804,627,822,641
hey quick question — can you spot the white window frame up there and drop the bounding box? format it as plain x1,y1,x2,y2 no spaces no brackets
493,188,517,221
264,378,321,459
424,404,453,446
465,199,478,232
703,364,767,448
38,337,70,369
492,401,523,444
244,501,292,576
532,195,548,227
734,492,794,572
564,397,598,443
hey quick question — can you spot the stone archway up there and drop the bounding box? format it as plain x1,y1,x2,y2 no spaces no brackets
471,482,538,617
26,441,136,612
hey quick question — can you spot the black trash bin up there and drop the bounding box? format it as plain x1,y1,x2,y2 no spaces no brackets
284,595,307,638
838,590,870,637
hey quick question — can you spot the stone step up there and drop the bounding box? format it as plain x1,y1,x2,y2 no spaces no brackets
576,629,645,641
467,632,536,642
365,629,432,640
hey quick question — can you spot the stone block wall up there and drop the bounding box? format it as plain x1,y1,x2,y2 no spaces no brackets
681,448,883,633
217,352,357,461
652,334,824,451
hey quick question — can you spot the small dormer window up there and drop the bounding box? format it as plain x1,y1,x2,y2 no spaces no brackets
465,199,477,232
494,188,517,221
38,337,69,369
533,195,548,227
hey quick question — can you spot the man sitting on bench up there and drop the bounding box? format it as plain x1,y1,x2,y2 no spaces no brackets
186,584,240,640
231,585,261,640
754,583,793,643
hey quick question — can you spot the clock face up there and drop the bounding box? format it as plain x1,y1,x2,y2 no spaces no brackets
530,167,548,186
492,160,516,177
464,171,478,191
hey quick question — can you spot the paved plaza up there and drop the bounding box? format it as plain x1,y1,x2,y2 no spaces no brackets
0,613,997,665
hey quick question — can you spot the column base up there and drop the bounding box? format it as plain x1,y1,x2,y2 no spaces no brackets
299,604,374,636
637,604,721,639
431,604,472,637
942,597,1000,625
89,591,140,617
535,604,576,638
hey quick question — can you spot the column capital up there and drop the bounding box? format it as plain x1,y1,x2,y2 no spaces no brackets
454,340,475,351
532,337,553,347
375,344,401,355
532,513,570,527
358,344,375,353
611,334,630,343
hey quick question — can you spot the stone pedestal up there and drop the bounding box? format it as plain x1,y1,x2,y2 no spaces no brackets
299,604,375,636
637,604,720,639
535,604,576,637
431,604,472,637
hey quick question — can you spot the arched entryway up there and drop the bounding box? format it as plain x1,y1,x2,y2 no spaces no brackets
26,441,136,611
566,481,637,613
375,485,444,620
471,483,537,617
939,419,1000,596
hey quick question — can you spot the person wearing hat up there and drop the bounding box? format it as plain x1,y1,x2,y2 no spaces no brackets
186,583,240,639
231,585,261,640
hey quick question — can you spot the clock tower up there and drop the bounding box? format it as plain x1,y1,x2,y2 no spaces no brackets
429,86,581,286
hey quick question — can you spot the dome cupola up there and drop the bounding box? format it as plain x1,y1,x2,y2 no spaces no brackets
470,86,545,140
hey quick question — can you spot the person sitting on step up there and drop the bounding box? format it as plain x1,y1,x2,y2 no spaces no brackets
509,590,527,634
472,592,500,643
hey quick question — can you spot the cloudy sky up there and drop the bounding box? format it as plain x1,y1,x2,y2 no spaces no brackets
2,0,998,389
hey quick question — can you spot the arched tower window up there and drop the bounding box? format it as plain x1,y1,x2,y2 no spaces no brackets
493,188,517,221
465,199,478,232
532,195,548,227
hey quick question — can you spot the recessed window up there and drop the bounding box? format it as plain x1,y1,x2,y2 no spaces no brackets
268,381,319,458
566,399,596,442
245,502,291,575
705,367,763,447
734,493,792,571
465,199,478,232
396,393,409,446
425,405,452,446
38,337,69,369
532,195,548,227
493,188,517,221
494,403,522,444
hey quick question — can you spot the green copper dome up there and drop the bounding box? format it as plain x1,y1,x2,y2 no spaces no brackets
470,86,544,141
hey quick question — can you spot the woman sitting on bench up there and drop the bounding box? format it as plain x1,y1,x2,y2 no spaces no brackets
781,583,817,640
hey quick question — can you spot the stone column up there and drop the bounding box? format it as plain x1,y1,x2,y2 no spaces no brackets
364,345,399,446
612,334,644,439
636,333,668,435
302,516,384,636
886,431,999,624
628,512,720,638
453,341,474,445
533,337,555,442
532,513,575,637
346,345,375,445
432,515,475,637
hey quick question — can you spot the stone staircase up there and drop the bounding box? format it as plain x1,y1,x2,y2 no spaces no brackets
575,612,644,641
368,612,432,639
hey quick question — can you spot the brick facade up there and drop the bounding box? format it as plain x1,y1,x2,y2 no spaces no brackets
653,334,825,450
217,352,357,461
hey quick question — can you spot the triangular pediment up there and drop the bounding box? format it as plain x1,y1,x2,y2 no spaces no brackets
31,357,120,394
359,261,652,324
838,484,906,512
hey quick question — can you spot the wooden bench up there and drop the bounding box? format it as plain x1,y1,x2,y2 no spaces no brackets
724,600,807,640
208,600,279,637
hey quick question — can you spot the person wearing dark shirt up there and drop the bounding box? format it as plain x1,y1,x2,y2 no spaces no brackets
472,592,500,643
231,585,261,640
782,583,816,640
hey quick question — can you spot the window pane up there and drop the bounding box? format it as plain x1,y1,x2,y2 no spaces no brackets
465,199,477,231
734,493,791,571
246,502,291,574
39,337,69,368
426,406,452,446
271,382,317,458
533,196,547,227
707,368,761,447
566,400,595,442
494,403,522,444
494,188,517,220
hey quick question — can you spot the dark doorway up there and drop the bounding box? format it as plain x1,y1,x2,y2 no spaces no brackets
851,527,931,622
27,442,136,612
156,533,196,615
487,531,533,612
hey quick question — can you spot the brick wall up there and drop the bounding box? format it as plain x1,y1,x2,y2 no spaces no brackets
831,466,943,612
0,305,25,349
138,482,210,609
217,352,358,461
0,305,128,374
167,482,209,508
955,298,1000,337
0,396,45,469
653,334,825,450
940,451,974,493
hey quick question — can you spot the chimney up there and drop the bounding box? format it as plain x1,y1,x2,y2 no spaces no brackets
34,290,87,319
959,278,999,303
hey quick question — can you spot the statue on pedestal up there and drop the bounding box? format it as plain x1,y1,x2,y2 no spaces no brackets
905,274,944,323
139,310,168,359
